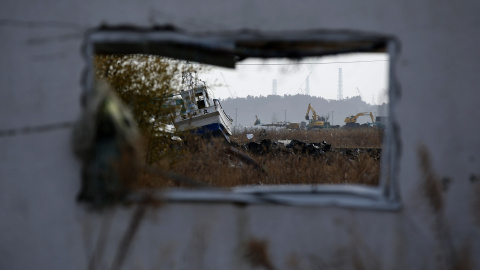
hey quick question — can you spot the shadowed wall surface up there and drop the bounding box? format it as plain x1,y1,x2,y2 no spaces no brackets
1,1,480,269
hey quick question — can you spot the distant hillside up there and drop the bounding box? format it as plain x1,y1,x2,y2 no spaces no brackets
219,94,387,127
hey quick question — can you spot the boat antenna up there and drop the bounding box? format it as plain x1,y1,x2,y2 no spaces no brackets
220,72,236,98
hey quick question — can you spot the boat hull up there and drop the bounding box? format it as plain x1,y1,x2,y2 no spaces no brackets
173,105,233,140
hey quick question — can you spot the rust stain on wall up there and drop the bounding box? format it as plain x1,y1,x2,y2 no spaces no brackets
470,174,480,228
416,145,476,270
244,238,275,270
418,145,443,213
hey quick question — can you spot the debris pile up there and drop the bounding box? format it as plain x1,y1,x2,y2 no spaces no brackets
238,138,381,160
242,139,332,157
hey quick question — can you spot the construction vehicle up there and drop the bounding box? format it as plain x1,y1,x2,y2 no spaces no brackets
254,115,261,125
343,112,374,128
368,116,388,129
286,122,300,130
305,103,330,129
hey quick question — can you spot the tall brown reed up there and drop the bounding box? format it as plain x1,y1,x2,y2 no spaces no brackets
134,128,383,188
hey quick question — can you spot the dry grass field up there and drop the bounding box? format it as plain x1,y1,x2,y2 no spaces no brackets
134,128,384,189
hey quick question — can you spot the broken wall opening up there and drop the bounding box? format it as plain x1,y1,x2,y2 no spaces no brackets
78,28,399,208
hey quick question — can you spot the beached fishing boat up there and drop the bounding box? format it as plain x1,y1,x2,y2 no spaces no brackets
170,72,233,140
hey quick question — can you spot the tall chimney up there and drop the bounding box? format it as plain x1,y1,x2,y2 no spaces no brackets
337,68,343,100
272,79,277,95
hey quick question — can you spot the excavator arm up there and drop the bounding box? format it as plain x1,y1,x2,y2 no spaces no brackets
368,112,374,123
305,103,318,121
305,103,325,129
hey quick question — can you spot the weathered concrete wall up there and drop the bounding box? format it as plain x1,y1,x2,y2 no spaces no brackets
1,1,480,269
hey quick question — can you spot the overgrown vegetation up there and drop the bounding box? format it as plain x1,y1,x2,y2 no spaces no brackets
94,54,206,164
134,129,383,188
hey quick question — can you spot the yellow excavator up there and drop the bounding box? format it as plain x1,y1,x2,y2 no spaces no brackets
286,122,300,130
305,103,326,129
344,112,374,128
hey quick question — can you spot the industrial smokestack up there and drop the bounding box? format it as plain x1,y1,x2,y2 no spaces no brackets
306,76,310,95
337,68,343,100
272,79,277,95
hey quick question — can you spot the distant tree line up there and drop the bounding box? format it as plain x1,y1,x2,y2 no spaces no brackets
220,94,387,127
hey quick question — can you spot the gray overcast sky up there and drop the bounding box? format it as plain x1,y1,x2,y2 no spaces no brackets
200,53,389,104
